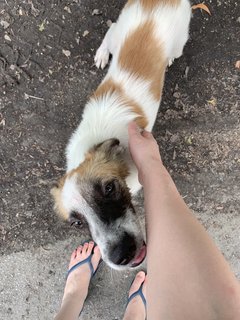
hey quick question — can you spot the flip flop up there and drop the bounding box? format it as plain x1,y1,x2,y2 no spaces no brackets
66,241,102,279
126,276,147,310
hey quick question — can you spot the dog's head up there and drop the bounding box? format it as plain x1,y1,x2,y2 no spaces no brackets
51,138,146,270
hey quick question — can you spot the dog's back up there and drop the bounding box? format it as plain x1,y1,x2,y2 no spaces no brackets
111,0,191,61
99,0,191,130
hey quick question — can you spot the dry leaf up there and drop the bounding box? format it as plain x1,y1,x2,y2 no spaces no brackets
62,49,71,57
207,98,217,106
0,117,6,127
92,9,101,16
4,34,11,41
64,6,71,14
192,3,211,16
107,20,112,27
186,136,192,145
0,20,10,29
39,21,45,32
83,30,89,37
235,60,240,69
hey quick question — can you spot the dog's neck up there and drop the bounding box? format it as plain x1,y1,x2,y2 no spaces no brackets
66,90,137,172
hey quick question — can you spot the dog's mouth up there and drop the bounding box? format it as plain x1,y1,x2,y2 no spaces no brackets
130,243,147,268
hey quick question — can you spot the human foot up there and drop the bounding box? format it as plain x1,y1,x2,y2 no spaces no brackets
123,271,147,320
61,241,102,308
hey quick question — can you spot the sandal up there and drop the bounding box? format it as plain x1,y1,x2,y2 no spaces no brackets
66,241,102,279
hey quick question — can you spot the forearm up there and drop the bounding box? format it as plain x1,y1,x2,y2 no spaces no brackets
143,163,240,320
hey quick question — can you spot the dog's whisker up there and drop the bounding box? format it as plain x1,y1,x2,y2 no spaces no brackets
110,267,114,282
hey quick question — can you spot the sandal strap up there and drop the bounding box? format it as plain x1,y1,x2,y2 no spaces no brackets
67,254,94,279
127,283,146,308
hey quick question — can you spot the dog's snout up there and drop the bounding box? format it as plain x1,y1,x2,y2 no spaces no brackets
109,233,137,266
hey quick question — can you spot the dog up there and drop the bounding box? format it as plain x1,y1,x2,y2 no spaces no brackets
51,0,191,270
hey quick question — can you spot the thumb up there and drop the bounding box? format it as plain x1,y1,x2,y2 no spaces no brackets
128,121,141,139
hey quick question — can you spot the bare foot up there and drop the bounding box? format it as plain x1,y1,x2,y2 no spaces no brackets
57,241,102,319
123,271,147,320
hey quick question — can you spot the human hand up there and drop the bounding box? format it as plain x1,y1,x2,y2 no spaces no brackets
128,121,163,184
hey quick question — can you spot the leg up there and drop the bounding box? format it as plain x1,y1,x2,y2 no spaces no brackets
168,33,187,67
128,122,240,320
54,241,102,320
122,271,146,320
94,22,117,69
168,48,183,67
168,58,175,67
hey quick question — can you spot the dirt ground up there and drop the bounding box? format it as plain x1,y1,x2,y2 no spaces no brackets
0,0,240,319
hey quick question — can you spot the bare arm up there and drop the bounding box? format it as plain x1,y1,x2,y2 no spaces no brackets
128,122,240,320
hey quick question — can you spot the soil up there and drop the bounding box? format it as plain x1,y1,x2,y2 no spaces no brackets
0,0,240,263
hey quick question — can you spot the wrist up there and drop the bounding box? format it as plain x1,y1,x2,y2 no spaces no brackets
139,161,168,184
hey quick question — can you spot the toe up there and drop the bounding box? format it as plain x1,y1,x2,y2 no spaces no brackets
91,245,102,271
71,249,77,260
69,248,78,268
142,275,147,297
82,242,89,255
87,241,95,255
129,271,146,298
76,245,83,257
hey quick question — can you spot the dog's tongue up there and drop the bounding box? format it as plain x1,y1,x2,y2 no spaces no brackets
132,245,147,266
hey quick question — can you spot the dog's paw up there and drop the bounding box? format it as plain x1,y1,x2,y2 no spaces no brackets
168,58,175,67
94,44,110,69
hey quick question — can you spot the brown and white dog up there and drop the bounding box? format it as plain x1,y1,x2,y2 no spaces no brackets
51,0,191,270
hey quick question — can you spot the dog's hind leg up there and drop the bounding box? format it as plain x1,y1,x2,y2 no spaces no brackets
94,22,117,69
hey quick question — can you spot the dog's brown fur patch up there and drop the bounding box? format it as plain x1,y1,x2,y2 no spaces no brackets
94,78,120,99
118,21,167,101
126,0,180,9
94,78,148,129
51,175,68,220
70,144,129,181
141,0,180,10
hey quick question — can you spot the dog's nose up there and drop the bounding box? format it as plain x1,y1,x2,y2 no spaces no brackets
109,232,137,266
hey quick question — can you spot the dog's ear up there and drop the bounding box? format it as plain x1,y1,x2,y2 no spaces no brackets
50,177,63,200
50,176,68,220
50,183,60,201
95,138,120,151
94,138,126,159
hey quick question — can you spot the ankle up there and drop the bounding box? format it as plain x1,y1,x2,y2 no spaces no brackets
123,311,145,320
63,285,88,305
123,300,145,320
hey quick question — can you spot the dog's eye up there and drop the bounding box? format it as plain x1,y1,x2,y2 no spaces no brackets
104,181,115,196
70,220,82,228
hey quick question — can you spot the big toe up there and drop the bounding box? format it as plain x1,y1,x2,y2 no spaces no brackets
129,271,146,298
91,245,102,272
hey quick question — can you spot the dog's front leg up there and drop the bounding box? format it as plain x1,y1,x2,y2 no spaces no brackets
94,22,117,69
